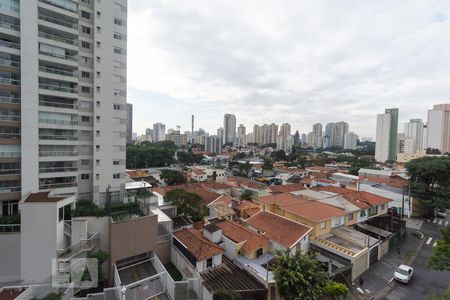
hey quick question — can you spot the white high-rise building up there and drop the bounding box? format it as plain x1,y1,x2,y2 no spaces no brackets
0,0,128,209
279,123,291,137
427,104,450,153
375,108,399,162
344,132,358,150
404,119,424,154
236,124,246,147
223,113,236,145
152,122,166,142
312,123,323,148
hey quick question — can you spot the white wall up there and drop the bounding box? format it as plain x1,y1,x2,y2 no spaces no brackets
356,210,368,223
0,233,20,282
196,254,222,273
203,229,222,244
221,236,238,259
331,216,345,228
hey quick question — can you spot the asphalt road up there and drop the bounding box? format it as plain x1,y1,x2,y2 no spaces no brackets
380,214,450,299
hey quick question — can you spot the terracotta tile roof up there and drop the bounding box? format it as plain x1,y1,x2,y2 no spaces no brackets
301,178,313,185
306,166,333,173
245,211,312,248
316,186,391,208
244,207,261,217
226,177,268,190
209,194,234,206
281,200,347,222
216,220,270,253
269,183,305,194
234,200,258,210
201,181,232,190
24,191,66,203
259,193,309,206
173,228,224,261
192,169,206,176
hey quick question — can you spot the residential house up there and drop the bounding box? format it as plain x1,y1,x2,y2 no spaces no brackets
358,168,407,188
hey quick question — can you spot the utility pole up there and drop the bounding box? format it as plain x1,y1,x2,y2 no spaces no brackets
402,184,405,219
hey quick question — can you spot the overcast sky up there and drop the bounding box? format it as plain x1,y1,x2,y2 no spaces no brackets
127,0,450,138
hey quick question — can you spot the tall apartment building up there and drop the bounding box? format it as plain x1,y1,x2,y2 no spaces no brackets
403,119,424,154
252,124,261,144
344,132,358,150
325,122,348,148
0,0,129,210
279,123,291,137
427,104,450,153
375,108,399,162
223,113,236,145
236,124,246,147
204,135,222,154
312,123,323,148
126,103,132,144
152,122,165,142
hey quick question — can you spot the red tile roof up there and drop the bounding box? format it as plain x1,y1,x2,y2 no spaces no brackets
234,200,258,210
244,207,261,217
216,220,270,253
245,211,312,248
259,193,309,206
227,177,268,190
316,186,392,208
269,183,305,193
209,195,234,206
24,191,65,203
192,169,206,176
173,228,224,261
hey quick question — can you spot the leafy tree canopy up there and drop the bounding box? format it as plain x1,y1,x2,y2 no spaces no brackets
213,289,242,300
164,189,203,221
126,142,175,168
429,225,450,271
270,150,287,161
323,281,349,300
273,251,330,300
160,169,187,186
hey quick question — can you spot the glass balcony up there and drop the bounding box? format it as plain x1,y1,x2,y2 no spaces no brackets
39,166,77,173
39,181,77,190
0,39,19,49
39,134,77,141
39,118,78,125
39,49,77,62
0,168,19,175
0,77,20,85
0,0,20,13
40,0,77,13
39,150,77,157
0,20,19,31
0,95,20,104
0,132,19,139
0,58,20,67
39,83,77,93
0,151,20,157
39,65,78,78
0,115,19,121
38,13,77,30
0,186,20,193
38,31,78,46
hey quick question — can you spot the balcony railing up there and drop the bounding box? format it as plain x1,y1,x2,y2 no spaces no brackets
0,151,20,157
0,115,20,121
0,186,20,193
39,83,77,93
0,40,20,49
39,50,78,62
0,78,20,85
39,118,78,125
0,133,20,139
39,150,77,157
0,1,20,13
0,224,20,233
39,66,78,78
0,96,20,104
38,14,78,30
0,168,20,175
0,20,19,31
40,0,78,13
39,181,77,190
0,58,20,67
39,166,77,173
39,134,78,141
57,232,99,260
39,100,76,109
38,31,78,46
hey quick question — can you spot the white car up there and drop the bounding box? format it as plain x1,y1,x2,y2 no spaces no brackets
394,265,414,284
437,209,447,218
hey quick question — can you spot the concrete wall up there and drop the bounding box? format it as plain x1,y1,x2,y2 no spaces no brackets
154,240,171,264
0,233,20,282
351,251,368,281
203,229,222,244
171,246,198,278
108,214,158,280
196,254,222,273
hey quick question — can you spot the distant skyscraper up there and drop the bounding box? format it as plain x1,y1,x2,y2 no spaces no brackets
127,104,133,144
268,123,278,144
237,124,247,147
301,133,307,145
205,135,222,154
325,123,337,146
344,132,358,150
279,123,291,137
223,114,236,145
335,121,349,148
312,123,323,148
153,122,166,142
191,115,195,143
427,104,450,153
404,119,424,154
253,124,261,144
375,108,399,162
217,127,224,144
294,131,300,146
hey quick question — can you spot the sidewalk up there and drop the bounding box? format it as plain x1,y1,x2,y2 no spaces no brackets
350,228,425,299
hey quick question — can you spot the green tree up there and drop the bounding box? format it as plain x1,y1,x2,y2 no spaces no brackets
263,158,273,170
164,189,203,221
273,251,330,300
270,150,287,161
323,282,349,300
428,289,450,300
429,225,450,271
240,189,254,200
160,169,187,186
126,142,175,168
406,157,450,213
213,289,242,300
89,250,109,282
177,150,205,165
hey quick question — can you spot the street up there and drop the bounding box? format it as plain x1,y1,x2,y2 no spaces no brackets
353,213,450,300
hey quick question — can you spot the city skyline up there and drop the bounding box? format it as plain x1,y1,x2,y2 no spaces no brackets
127,0,450,138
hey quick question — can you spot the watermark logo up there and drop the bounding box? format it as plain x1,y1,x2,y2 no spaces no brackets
52,258,98,289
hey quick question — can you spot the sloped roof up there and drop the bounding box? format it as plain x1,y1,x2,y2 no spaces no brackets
245,211,312,248
269,183,305,194
216,220,270,252
316,186,392,208
23,191,65,203
173,228,224,261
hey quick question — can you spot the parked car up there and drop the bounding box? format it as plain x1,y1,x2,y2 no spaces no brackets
437,209,447,218
394,265,414,284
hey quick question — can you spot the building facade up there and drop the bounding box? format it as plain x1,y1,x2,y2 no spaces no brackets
223,113,236,145
126,103,132,144
152,122,166,142
427,104,450,153
375,108,398,162
403,119,424,154
344,132,358,150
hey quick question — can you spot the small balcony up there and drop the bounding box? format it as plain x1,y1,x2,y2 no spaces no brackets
40,0,78,13
0,20,19,32
39,166,77,173
38,31,78,46
39,83,77,94
39,181,77,190
0,58,19,67
0,39,19,49
0,77,20,86
0,168,19,176
39,134,77,141
0,95,20,104
39,65,78,78
39,118,78,126
0,151,20,157
0,214,20,233
39,49,77,62
38,13,77,30
0,132,20,140
0,114,19,122
39,150,77,157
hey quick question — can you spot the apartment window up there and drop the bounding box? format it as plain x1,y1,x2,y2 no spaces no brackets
81,116,90,122
113,173,120,179
368,206,378,217
113,160,119,165
114,47,123,54
334,217,342,226
81,71,90,79
81,11,90,19
81,159,90,166
96,101,100,108
113,32,122,40
81,26,91,34
347,213,354,221
82,41,90,49
81,174,90,180
81,56,89,64
206,258,213,268
114,18,123,26
96,130,100,137
96,26,101,33
96,41,101,48
96,86,100,93
81,0,91,3
96,174,100,180
319,222,326,229
96,56,101,63
81,86,90,93
96,145,100,151
96,116,100,122
360,210,366,218
113,104,121,110
96,160,100,166
59,207,64,222
96,11,101,17
96,72,100,78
